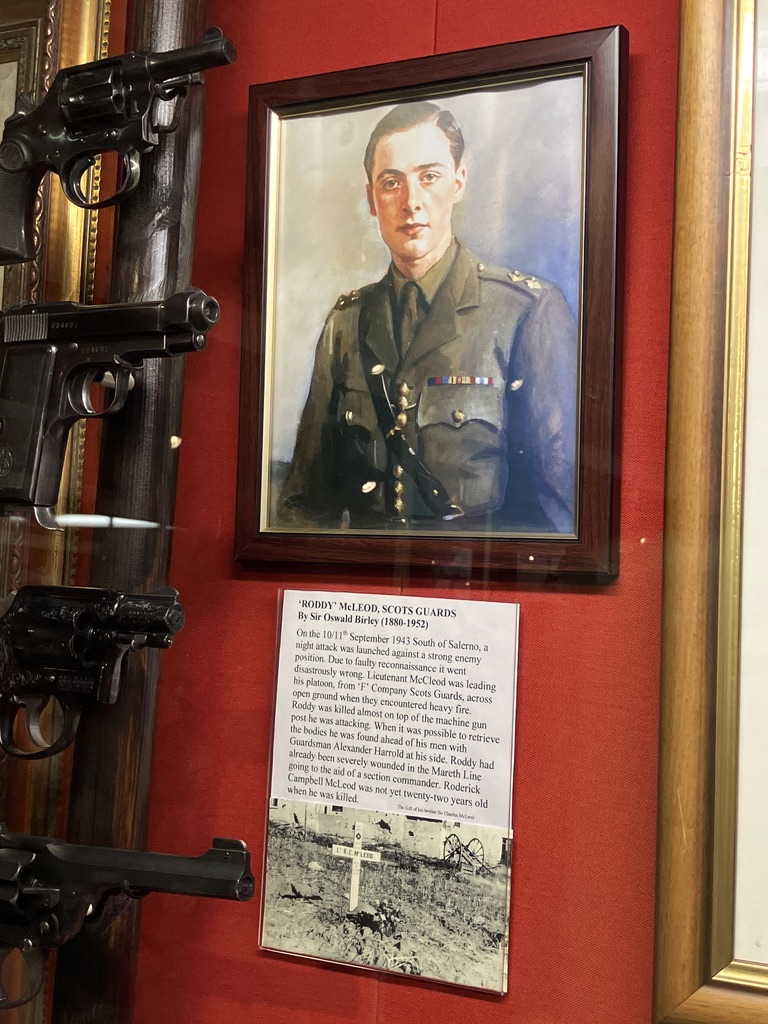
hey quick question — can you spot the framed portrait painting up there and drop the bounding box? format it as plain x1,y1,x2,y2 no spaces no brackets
237,26,626,581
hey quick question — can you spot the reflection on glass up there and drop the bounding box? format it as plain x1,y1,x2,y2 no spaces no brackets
734,0,768,964
0,58,19,300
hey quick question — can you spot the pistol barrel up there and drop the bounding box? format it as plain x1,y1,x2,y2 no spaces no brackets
0,288,219,346
1,831,255,903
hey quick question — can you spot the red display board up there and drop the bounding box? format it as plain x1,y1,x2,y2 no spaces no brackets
132,1,678,1021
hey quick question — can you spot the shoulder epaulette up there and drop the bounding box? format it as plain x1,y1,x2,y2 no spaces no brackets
477,262,546,297
334,288,362,310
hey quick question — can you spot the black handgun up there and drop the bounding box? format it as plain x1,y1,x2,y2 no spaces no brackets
0,827,254,1008
0,584,184,759
0,287,218,529
0,27,236,265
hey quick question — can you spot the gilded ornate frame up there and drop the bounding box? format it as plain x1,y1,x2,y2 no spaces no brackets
0,0,108,594
0,3,109,1020
653,0,768,1020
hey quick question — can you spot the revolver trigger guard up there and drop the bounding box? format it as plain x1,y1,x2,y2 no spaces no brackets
0,696,80,760
61,149,142,210
0,943,45,1010
60,153,98,208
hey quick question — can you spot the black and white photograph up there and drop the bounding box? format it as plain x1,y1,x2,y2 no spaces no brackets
261,800,512,993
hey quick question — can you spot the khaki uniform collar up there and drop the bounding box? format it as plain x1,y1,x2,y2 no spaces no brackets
390,238,459,307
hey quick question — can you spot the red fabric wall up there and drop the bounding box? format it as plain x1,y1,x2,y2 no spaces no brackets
132,0,678,1021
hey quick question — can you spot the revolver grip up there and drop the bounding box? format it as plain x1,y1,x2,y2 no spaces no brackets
0,166,45,266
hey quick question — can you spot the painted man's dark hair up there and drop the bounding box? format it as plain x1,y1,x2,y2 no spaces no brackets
363,101,465,181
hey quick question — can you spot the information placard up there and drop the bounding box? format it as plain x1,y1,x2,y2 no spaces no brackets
262,591,518,992
272,591,517,827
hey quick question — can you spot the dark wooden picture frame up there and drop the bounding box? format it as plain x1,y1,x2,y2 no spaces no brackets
236,26,626,581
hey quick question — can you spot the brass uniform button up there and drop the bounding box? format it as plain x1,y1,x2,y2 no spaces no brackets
397,396,409,410
394,498,405,513
452,409,466,424
394,482,404,496
396,412,408,427
398,382,410,396
361,481,377,494
393,465,404,478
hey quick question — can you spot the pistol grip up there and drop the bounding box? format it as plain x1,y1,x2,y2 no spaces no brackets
0,346,62,509
0,166,45,265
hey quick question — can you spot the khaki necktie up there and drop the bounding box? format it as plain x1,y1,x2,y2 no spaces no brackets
398,281,421,357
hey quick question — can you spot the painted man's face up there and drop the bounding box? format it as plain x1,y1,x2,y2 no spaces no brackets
366,121,466,278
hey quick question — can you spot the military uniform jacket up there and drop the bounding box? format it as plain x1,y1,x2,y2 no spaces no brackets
280,242,578,534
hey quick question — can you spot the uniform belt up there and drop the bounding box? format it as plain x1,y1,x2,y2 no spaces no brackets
356,336,462,522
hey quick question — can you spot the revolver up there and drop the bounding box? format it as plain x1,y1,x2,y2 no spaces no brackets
0,827,254,1008
0,27,236,264
0,584,184,759
0,287,218,529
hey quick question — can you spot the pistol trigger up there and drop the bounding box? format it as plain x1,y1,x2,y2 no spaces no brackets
114,148,141,200
101,368,133,414
61,153,98,208
113,368,133,405
24,696,52,749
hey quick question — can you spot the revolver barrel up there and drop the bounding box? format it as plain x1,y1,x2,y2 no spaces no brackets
147,26,236,81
